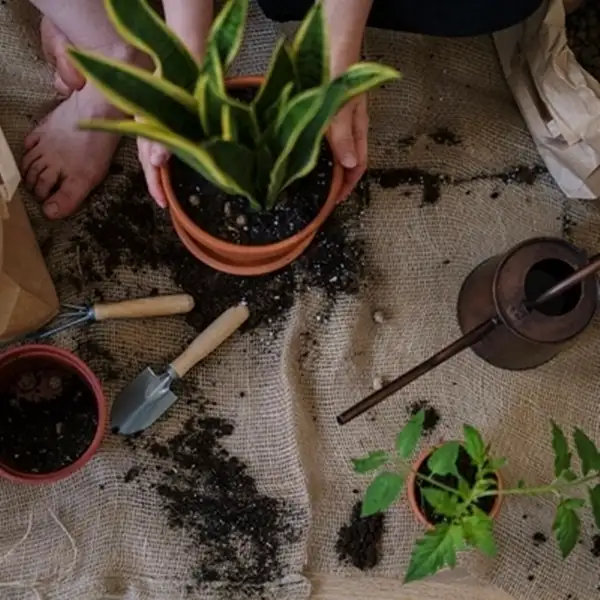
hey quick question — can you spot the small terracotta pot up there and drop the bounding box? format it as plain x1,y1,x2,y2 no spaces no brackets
0,344,107,484
407,444,504,528
161,75,345,276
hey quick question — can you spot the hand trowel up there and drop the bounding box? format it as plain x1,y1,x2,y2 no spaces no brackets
111,304,250,435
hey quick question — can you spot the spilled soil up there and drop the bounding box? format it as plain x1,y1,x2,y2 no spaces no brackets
0,368,97,473
125,410,300,597
336,501,384,570
56,170,368,336
408,400,440,435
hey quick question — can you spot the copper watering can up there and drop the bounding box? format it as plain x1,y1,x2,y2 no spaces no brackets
337,237,600,425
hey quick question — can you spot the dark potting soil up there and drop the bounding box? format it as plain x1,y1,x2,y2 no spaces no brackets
336,501,384,571
0,369,97,473
130,412,299,594
567,2,600,80
592,534,600,557
415,446,497,525
173,143,333,246
408,400,440,435
533,532,547,546
70,165,367,335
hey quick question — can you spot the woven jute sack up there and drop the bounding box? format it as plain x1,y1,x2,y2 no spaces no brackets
0,124,58,342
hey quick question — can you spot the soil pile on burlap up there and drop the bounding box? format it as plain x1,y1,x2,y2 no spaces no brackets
2,2,600,600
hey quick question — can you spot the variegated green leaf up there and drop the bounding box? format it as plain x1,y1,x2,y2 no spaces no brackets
207,0,248,71
202,45,226,93
79,119,252,202
282,62,400,191
253,39,296,127
266,88,323,207
292,0,328,90
104,0,200,92
68,48,202,139
197,77,259,147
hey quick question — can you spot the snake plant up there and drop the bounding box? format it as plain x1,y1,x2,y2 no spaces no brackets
67,0,400,211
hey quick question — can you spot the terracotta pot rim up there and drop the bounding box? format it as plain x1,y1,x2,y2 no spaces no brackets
161,74,345,259
407,442,504,529
172,214,314,276
0,344,107,485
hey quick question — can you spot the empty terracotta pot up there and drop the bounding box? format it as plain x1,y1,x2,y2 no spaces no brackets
161,75,345,276
0,344,106,484
407,443,504,528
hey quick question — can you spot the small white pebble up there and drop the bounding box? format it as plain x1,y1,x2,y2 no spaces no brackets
373,376,384,391
235,214,248,227
372,310,385,324
188,194,201,207
56,422,64,435
223,201,231,217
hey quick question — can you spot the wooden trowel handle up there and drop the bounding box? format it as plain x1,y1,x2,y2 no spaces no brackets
92,294,195,321
170,304,250,379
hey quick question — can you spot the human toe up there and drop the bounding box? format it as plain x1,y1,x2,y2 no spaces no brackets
42,178,91,220
23,156,49,191
34,168,60,200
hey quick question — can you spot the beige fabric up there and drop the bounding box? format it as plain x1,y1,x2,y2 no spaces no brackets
1,1,599,600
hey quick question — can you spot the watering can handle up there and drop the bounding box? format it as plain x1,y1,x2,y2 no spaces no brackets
336,318,498,425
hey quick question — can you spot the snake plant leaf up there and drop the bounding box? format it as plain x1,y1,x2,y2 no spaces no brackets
79,119,253,202
68,48,202,140
255,144,274,205
292,0,328,90
266,88,323,208
206,0,248,72
221,105,235,142
282,62,400,192
104,0,200,93
253,39,297,128
202,45,226,94
197,77,259,147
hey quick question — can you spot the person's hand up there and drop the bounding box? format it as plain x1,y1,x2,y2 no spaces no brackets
137,129,169,208
328,93,368,202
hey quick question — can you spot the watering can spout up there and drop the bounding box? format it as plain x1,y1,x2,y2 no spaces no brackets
336,240,600,426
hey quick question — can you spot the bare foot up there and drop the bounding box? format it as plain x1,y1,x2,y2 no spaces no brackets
40,17,85,98
22,83,122,219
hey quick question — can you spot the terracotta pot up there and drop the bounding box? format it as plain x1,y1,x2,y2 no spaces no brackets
161,75,345,276
407,444,504,528
0,344,107,484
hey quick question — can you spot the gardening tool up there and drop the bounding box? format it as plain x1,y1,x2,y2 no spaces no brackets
25,294,196,341
111,303,250,435
337,237,600,425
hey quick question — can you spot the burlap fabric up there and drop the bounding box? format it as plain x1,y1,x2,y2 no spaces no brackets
1,1,600,599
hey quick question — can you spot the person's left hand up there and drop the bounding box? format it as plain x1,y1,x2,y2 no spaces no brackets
328,93,369,203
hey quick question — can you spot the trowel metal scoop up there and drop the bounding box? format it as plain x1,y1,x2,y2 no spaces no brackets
111,304,250,435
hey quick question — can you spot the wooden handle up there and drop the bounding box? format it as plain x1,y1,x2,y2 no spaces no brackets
92,294,195,321
170,304,250,379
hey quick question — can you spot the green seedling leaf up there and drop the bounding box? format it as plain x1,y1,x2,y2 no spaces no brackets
292,0,328,90
589,484,600,529
461,514,497,557
551,421,572,477
553,500,581,558
404,524,460,583
486,458,507,471
105,0,200,92
427,442,461,477
361,471,404,517
458,478,472,497
395,410,425,459
463,425,486,467
560,469,578,483
517,479,525,489
352,450,389,474
421,488,459,519
573,428,600,475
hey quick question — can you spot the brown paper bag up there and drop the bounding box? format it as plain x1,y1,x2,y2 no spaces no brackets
0,126,58,342
494,0,600,199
